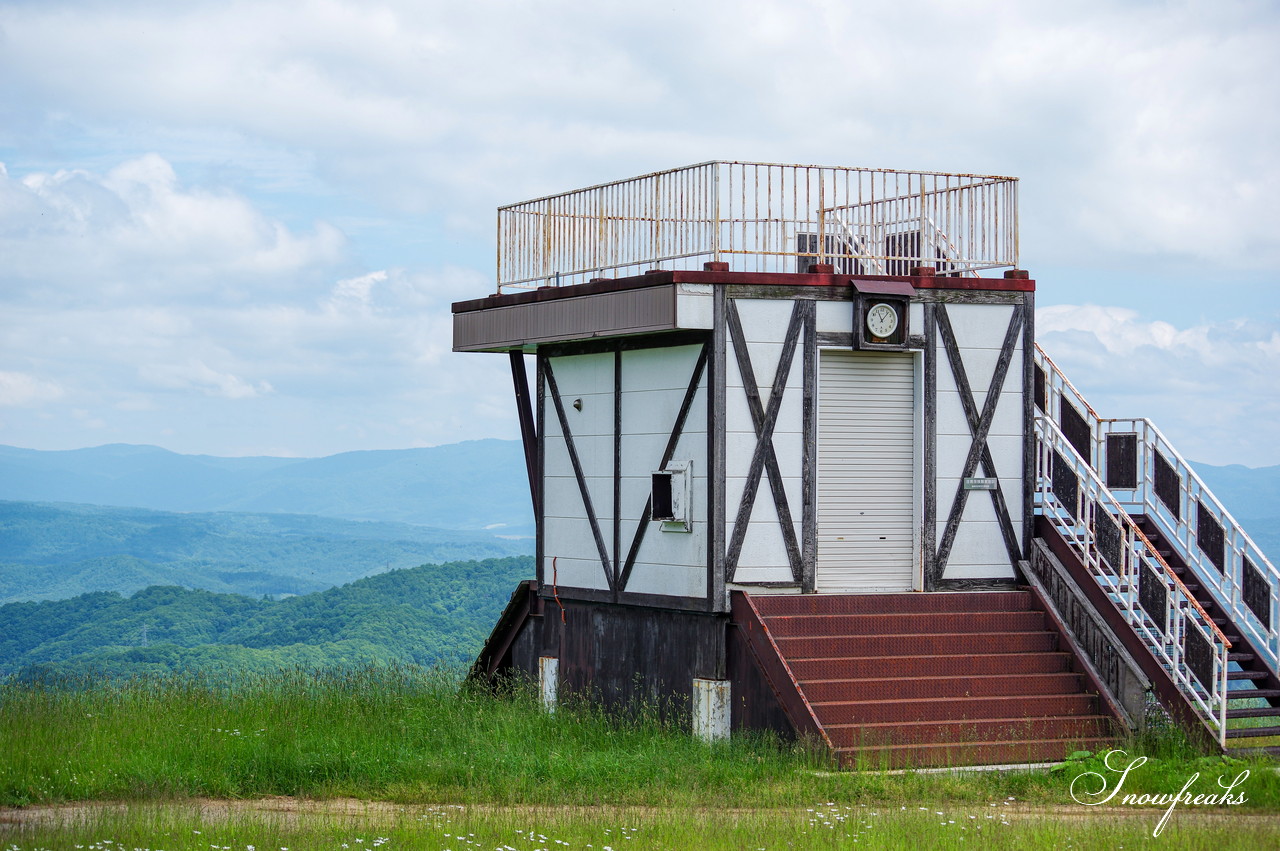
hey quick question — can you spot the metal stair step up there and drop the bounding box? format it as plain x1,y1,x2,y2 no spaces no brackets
836,737,1116,769
1228,670,1271,681
787,652,1074,681
750,591,1035,617
810,693,1100,725
774,630,1058,658
1227,707,1280,719
823,715,1114,748
1225,726,1280,739
798,672,1084,703
1229,688,1280,700
762,610,1045,638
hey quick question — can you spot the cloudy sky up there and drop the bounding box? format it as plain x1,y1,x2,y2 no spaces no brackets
1,0,1277,465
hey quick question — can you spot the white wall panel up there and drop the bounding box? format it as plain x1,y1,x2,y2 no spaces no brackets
615,344,710,597
945,304,1015,350
732,566,797,584
549,352,616,395
735,519,794,572
541,555,610,590
621,345,707,392
734,299,794,344
625,563,707,598
817,300,855,335
676,290,713,329
936,434,1025,475
909,301,924,333
941,520,1018,576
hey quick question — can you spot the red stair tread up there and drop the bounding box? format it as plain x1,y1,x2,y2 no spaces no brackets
798,671,1084,702
810,693,1100,724
775,630,1059,658
822,715,1114,747
741,590,1121,767
788,652,1074,680
836,737,1116,769
751,590,1035,616
762,610,1045,637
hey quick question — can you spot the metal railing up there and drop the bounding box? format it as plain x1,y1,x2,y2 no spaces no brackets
1035,416,1231,745
496,161,1019,290
1034,345,1280,675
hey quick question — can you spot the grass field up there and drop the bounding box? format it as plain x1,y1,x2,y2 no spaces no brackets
2,665,1277,849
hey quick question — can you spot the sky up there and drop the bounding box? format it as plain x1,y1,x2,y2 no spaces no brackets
1,0,1277,466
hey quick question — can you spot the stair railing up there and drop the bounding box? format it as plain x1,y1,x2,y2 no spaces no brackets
1098,416,1280,673
1035,415,1232,746
1034,344,1280,676
824,211,886,275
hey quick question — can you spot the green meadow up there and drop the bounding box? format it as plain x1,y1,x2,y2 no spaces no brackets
2,665,1278,849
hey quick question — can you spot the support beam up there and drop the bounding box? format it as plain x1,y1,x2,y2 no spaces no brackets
509,350,540,518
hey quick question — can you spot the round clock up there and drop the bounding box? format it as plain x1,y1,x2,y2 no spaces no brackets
866,302,899,339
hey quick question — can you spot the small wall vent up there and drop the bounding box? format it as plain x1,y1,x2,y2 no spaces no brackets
651,463,692,532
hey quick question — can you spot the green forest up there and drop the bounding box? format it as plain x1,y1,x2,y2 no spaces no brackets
0,556,534,679
0,500,530,604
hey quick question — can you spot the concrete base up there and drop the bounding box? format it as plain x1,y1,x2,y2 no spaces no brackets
692,677,731,742
539,656,559,713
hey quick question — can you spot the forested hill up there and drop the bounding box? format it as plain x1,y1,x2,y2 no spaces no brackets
0,556,534,678
0,500,531,604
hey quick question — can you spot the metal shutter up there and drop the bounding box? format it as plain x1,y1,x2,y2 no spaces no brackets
817,350,916,591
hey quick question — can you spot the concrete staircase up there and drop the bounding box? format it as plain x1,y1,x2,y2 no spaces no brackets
741,590,1117,767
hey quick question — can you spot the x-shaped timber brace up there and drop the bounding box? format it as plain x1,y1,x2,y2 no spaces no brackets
542,343,709,603
724,299,814,588
929,301,1026,586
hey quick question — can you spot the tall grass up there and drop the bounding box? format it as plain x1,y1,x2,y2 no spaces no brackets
2,665,1278,812
3,799,1279,851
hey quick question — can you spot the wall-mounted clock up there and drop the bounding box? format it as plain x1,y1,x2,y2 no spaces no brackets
850,279,913,351
866,302,900,340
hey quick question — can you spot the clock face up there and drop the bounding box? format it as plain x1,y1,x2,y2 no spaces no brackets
866,302,899,339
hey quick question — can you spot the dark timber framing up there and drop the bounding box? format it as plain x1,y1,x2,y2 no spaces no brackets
724,298,810,585
616,344,710,596
539,331,713,610
504,276,1037,605
801,301,818,593
710,285,728,611
930,300,1026,588
923,302,938,587
543,359,616,596
509,351,540,518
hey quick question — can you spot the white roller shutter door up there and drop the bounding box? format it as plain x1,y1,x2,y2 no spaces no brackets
817,350,916,591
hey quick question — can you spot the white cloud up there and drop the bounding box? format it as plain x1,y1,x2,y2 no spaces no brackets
0,1,1275,461
0,153,347,305
1037,305,1280,466
2,1,1276,269
0,371,64,407
138,359,273,400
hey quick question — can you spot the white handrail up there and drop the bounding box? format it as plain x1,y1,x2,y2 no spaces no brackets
1033,344,1279,675
1035,416,1231,746
1099,416,1279,672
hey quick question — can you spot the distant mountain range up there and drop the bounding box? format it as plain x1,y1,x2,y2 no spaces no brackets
0,442,1273,608
0,439,533,534
0,501,530,604
0,440,1272,541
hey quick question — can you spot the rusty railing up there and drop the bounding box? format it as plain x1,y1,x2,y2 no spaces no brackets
497,161,1019,291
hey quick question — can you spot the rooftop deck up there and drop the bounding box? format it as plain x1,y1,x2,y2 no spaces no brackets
497,161,1019,292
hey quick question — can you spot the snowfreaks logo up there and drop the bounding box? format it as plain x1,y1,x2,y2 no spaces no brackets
1070,749,1250,837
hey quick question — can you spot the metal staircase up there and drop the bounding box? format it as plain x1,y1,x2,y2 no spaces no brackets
1033,345,1280,750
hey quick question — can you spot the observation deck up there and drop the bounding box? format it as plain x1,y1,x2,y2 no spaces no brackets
496,161,1019,292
